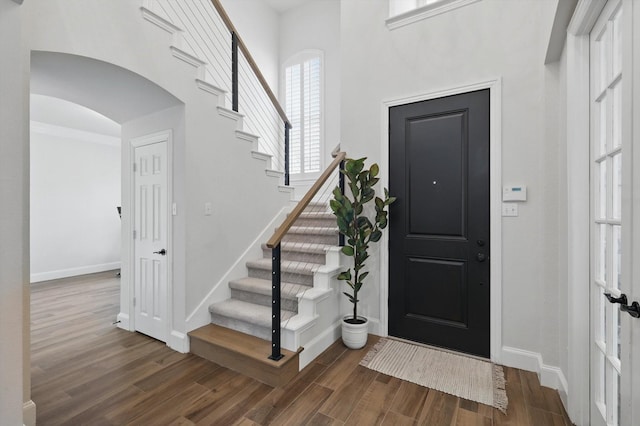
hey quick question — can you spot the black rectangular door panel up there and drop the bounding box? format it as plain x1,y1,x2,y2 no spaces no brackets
389,89,490,358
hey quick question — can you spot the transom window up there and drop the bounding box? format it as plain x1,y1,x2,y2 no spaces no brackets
387,0,481,29
284,50,323,176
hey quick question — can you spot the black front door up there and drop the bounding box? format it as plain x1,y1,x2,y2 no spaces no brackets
388,89,490,358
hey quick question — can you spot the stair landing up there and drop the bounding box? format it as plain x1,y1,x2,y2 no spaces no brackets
188,324,302,387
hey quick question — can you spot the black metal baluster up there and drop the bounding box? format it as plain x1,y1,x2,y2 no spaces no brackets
284,123,291,186
270,244,283,360
231,31,238,112
339,159,345,247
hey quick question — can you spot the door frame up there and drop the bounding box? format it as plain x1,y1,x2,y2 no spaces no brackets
124,129,174,342
380,78,503,362
566,1,611,424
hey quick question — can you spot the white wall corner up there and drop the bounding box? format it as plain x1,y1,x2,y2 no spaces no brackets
501,346,569,410
545,0,579,64
23,400,36,426
168,330,189,353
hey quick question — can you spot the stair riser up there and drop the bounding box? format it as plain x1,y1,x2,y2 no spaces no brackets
293,217,336,227
261,248,326,264
248,267,314,286
210,314,271,341
231,288,298,312
282,233,339,245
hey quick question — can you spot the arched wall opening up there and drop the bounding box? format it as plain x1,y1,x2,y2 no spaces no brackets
29,51,186,349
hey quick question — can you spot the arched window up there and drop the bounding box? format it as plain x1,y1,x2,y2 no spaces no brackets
283,50,323,176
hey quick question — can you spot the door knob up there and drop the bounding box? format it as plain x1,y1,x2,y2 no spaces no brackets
476,253,486,262
621,301,640,318
604,293,627,305
153,249,166,256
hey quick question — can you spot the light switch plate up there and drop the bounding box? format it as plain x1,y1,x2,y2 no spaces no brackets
204,202,213,216
502,202,518,217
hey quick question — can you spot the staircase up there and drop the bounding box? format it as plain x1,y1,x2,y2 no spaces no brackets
189,203,342,385
136,0,345,386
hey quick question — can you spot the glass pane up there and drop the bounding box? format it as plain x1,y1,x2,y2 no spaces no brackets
612,84,621,149
613,299,621,358
598,288,606,342
613,225,621,290
610,366,619,425
599,97,608,155
601,350,607,407
598,224,607,283
599,161,607,219
599,29,609,91
613,154,621,219
612,8,622,76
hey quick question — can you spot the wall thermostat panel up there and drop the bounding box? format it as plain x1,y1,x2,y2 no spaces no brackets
503,185,527,201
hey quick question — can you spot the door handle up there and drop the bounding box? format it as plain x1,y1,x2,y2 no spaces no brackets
604,293,628,305
153,249,167,256
476,253,486,262
621,301,640,318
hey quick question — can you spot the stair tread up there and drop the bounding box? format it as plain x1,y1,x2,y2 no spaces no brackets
261,241,334,254
189,324,297,367
246,258,320,274
287,226,338,235
298,211,334,218
229,277,310,299
209,299,296,328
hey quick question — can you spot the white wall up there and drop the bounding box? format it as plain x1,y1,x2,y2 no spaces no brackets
340,0,563,372
30,121,121,282
29,0,294,352
0,0,31,423
280,0,341,187
220,0,280,91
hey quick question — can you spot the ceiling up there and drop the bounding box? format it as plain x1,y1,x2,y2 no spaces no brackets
263,0,312,14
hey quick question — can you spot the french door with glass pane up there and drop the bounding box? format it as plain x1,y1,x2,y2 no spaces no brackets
590,1,624,425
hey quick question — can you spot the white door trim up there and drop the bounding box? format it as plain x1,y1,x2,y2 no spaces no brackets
128,129,173,343
379,78,503,362
566,1,607,424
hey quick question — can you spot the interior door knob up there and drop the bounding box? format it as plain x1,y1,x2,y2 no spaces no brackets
604,293,627,305
621,301,640,318
476,253,486,262
153,249,166,256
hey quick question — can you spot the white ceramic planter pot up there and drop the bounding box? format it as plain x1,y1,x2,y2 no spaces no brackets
341,316,368,349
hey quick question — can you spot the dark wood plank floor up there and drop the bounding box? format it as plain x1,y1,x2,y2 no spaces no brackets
31,271,573,425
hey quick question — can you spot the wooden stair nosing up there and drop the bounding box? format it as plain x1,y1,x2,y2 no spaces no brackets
189,324,301,387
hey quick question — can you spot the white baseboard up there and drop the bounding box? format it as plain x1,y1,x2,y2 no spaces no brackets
501,346,569,408
168,330,189,353
31,262,121,283
116,312,131,331
23,400,36,426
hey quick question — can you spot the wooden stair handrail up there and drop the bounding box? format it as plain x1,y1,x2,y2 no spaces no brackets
209,0,291,127
267,151,346,248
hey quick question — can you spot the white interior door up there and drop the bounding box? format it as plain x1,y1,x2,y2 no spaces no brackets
590,1,625,425
133,135,169,342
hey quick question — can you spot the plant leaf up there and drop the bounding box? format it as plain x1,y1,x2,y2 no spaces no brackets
341,246,354,256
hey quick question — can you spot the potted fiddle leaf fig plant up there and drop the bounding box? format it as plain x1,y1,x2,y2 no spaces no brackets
330,157,395,349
